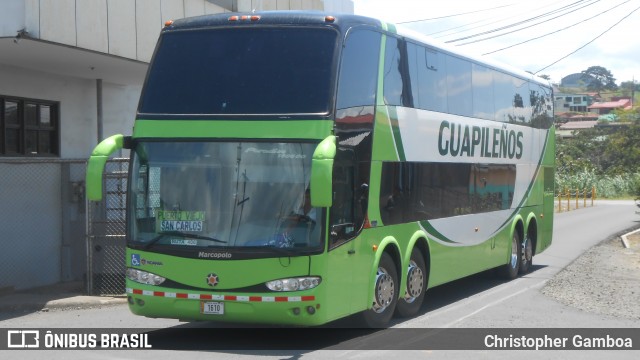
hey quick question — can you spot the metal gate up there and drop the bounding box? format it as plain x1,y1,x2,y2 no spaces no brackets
87,158,128,295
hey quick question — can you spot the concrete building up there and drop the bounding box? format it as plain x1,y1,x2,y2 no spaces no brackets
0,0,354,292
554,92,594,114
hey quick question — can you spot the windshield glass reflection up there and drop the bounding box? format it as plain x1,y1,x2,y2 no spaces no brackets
129,141,321,253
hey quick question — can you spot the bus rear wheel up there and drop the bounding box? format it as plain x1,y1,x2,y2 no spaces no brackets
520,234,533,274
395,248,427,318
359,252,398,328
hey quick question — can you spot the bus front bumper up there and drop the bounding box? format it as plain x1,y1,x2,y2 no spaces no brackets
125,287,328,326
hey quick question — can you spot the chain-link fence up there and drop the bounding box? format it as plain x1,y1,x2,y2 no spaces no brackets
0,159,87,291
87,158,128,296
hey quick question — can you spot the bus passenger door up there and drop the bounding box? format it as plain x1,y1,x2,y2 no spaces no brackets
325,156,360,318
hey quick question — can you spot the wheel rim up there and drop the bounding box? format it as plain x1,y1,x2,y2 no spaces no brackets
521,236,532,268
404,260,424,303
372,266,395,313
510,235,518,269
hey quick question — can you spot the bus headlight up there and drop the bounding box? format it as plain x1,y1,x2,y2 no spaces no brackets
126,268,166,286
266,277,321,291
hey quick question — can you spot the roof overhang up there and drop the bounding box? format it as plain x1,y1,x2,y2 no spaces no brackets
0,37,148,86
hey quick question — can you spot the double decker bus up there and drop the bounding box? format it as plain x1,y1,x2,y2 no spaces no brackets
86,11,554,328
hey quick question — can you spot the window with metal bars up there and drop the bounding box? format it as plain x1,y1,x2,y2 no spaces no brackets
1,96,59,156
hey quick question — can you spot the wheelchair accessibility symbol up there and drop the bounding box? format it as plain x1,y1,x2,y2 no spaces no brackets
131,254,141,267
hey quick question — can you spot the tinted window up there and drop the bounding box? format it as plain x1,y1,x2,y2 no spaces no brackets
140,28,337,115
493,71,514,123
530,83,553,129
407,43,447,112
380,162,516,224
383,36,405,106
336,29,381,110
472,64,494,120
513,77,531,124
446,55,472,117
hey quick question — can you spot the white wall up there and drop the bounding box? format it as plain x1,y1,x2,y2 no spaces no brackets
0,65,141,158
3,1,353,62
0,0,25,36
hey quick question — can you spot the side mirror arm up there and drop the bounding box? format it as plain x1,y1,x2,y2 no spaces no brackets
86,135,130,201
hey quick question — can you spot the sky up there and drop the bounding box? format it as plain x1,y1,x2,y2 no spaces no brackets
352,0,640,86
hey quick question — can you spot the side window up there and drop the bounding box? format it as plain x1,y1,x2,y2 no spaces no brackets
472,64,494,120
383,36,406,106
513,78,531,124
530,83,553,129
329,148,357,248
493,71,514,123
406,43,447,112
336,29,381,110
445,55,472,117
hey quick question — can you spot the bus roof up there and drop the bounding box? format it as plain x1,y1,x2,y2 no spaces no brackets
165,11,381,33
164,11,550,89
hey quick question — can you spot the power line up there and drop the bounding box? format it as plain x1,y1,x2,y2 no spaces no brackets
482,0,633,55
534,4,640,74
428,0,567,38
396,3,515,24
445,0,600,44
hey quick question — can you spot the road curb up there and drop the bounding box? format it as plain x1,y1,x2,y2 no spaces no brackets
620,227,640,249
0,294,127,313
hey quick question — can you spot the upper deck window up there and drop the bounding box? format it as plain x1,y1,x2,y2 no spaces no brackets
139,27,338,116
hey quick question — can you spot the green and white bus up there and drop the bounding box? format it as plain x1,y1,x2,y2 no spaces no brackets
86,12,554,327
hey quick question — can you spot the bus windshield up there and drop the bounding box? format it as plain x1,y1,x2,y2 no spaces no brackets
128,141,322,253
139,27,338,115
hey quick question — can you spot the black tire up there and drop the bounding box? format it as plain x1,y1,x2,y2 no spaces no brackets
395,248,427,318
359,252,398,328
499,231,522,280
519,233,533,274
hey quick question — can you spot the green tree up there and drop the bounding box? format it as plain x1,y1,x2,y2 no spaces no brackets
580,66,618,92
604,122,640,174
620,80,639,91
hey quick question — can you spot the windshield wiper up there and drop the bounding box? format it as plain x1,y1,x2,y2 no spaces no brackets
144,231,227,249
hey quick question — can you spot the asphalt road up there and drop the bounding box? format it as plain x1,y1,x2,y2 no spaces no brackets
1,200,639,359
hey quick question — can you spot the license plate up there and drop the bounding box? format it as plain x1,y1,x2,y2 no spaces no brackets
201,301,224,315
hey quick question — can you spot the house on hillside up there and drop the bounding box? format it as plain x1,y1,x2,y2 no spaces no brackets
554,92,594,113
556,120,599,138
588,98,632,115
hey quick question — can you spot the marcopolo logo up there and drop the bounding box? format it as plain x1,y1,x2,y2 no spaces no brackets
198,251,232,259
438,120,524,160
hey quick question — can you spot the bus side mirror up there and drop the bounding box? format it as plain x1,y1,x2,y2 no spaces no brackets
86,134,130,201
310,135,336,208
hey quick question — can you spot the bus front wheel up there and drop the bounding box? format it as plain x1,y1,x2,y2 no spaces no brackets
359,252,398,328
500,231,522,280
395,247,427,318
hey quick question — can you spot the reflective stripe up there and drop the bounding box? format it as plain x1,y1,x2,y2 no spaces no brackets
126,288,314,302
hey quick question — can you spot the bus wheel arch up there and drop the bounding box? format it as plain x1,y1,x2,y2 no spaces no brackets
395,238,429,318
360,245,401,328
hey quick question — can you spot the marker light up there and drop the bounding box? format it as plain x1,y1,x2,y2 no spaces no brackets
126,268,166,286
164,20,173,27
228,15,261,22
266,277,321,292
325,16,336,23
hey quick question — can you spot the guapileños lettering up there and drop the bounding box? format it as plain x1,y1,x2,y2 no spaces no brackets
438,120,524,159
